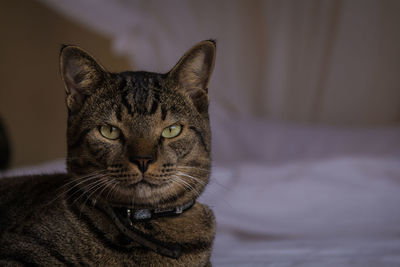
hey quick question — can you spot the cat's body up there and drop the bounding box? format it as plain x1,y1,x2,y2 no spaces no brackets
0,174,214,266
0,40,216,266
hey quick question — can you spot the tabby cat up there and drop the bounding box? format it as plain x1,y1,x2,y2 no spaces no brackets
0,40,216,266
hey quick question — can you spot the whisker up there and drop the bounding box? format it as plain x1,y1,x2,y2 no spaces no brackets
55,170,108,193
93,179,115,204
47,171,108,205
172,175,201,198
54,174,104,199
105,181,118,202
170,176,191,193
177,169,229,191
177,166,210,172
79,177,112,212
176,171,207,186
177,170,232,208
71,177,108,206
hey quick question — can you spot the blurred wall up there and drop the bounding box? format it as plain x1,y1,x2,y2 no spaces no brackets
0,0,130,167
39,0,400,127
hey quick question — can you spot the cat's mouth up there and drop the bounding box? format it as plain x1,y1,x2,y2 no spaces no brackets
129,178,166,188
117,174,170,188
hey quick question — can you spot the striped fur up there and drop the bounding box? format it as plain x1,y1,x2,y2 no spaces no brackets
0,40,216,266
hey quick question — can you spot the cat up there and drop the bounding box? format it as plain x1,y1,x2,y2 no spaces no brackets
0,40,216,266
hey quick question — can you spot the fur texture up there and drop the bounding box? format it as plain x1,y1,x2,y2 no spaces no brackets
0,40,216,266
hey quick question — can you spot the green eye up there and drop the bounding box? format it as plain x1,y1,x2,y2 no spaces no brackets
161,124,182,139
99,125,121,140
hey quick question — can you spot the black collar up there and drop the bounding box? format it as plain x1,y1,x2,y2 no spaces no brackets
97,201,195,259
119,200,194,221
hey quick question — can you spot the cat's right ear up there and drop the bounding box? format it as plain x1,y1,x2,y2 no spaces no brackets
59,45,106,114
168,40,216,114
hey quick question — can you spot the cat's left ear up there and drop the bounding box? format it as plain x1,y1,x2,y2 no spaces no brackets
59,45,106,114
168,40,216,113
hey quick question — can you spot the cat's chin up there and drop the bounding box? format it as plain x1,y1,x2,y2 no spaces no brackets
100,179,174,207
96,178,198,209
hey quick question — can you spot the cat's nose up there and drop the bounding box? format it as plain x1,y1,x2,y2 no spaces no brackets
129,155,155,173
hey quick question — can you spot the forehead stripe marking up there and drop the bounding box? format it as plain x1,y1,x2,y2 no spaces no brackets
148,91,160,115
149,99,158,115
121,88,134,116
116,104,122,122
118,77,127,91
161,105,168,121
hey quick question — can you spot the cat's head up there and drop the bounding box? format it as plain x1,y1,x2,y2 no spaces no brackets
60,40,216,208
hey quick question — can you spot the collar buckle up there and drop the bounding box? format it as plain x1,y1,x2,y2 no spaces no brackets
175,206,183,214
133,209,152,220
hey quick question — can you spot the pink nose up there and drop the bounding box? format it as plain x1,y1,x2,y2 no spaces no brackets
129,155,154,173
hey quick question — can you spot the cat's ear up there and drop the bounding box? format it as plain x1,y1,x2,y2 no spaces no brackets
168,40,216,113
59,45,106,113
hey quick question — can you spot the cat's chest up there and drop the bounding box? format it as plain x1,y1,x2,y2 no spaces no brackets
84,202,215,248
65,202,215,265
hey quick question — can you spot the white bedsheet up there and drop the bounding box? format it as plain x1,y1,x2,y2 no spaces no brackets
199,157,400,266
